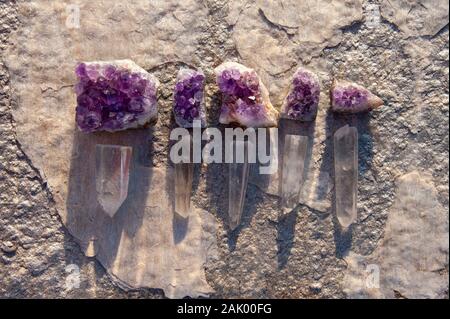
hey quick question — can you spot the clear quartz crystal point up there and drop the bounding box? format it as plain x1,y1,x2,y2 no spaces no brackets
280,134,308,212
228,140,250,230
95,144,132,217
174,133,194,218
334,125,358,228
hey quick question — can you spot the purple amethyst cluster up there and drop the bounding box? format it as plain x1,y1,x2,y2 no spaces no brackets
215,62,278,127
75,60,159,132
331,80,383,113
173,69,206,127
332,85,367,110
281,68,320,121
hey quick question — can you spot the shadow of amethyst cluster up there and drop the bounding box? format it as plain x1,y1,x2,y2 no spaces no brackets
214,62,278,127
75,60,159,132
281,68,320,122
173,69,206,128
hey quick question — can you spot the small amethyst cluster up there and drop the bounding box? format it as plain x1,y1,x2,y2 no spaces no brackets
332,86,367,110
215,62,278,127
173,69,206,127
281,68,320,121
217,68,260,99
75,60,159,132
331,80,383,113
217,67,262,117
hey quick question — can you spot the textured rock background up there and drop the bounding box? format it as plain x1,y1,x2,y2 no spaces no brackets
0,0,448,298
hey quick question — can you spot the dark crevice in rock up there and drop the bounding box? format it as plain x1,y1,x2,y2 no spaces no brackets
257,8,298,37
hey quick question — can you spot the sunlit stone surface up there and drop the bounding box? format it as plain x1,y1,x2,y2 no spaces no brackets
215,62,279,127
343,172,449,299
331,80,383,113
281,68,320,121
280,135,308,212
334,125,358,228
95,144,132,217
229,140,251,230
173,68,206,128
75,60,159,132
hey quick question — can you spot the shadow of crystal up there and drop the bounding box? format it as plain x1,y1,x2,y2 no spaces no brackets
65,125,154,266
274,118,316,269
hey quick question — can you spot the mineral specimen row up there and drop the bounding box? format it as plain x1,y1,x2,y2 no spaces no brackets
75,60,382,132
75,60,383,230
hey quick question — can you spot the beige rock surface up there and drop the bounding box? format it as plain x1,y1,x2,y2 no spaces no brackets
380,0,449,37
343,172,449,298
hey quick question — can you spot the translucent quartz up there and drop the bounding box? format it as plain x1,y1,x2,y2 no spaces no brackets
174,133,194,218
334,125,358,228
95,144,132,217
280,134,308,212
228,140,250,230
174,162,194,218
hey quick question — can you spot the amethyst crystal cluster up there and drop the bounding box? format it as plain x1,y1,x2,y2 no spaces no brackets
75,60,159,132
173,69,206,128
281,68,320,121
331,80,383,113
215,62,278,127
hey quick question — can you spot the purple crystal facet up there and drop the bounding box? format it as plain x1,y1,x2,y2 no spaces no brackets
331,80,383,113
173,69,206,127
215,62,278,128
75,60,159,132
281,68,320,121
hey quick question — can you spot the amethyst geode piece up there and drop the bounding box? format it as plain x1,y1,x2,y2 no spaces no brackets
281,68,320,121
331,80,383,113
75,60,159,132
215,62,278,127
173,68,206,128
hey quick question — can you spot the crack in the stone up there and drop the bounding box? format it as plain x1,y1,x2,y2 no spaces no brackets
257,8,297,39
258,7,298,31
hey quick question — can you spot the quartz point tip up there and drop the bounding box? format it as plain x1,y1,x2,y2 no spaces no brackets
334,125,358,228
228,139,251,230
173,68,206,128
281,68,320,122
215,62,279,128
280,134,308,213
95,144,132,217
331,80,383,113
